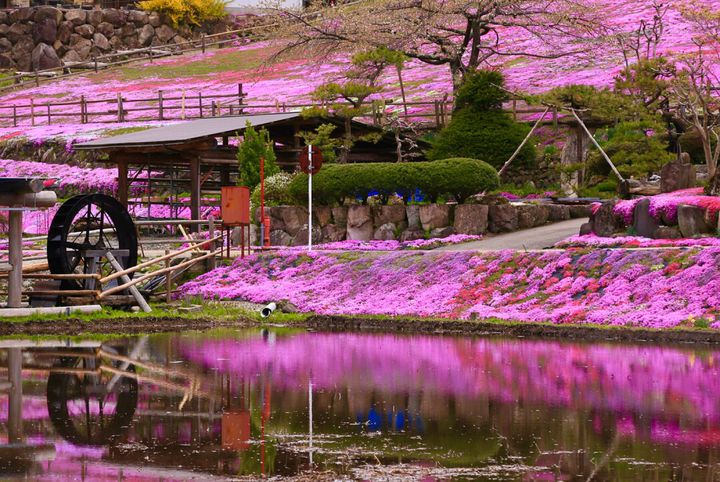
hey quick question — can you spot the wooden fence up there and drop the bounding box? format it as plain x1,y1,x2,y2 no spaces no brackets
0,83,555,129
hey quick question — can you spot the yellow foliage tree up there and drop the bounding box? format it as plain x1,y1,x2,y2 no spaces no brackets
138,0,227,28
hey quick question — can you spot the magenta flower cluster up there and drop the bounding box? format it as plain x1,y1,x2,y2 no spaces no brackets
614,188,720,225
179,247,720,328
557,234,720,249
279,234,482,252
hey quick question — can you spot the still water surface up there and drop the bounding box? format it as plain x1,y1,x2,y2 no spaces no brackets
0,329,717,480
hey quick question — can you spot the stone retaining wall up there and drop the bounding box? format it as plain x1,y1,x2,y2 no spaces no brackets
0,6,225,71
254,203,592,246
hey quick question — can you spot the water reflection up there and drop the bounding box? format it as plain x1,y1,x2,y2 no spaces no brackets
0,331,716,480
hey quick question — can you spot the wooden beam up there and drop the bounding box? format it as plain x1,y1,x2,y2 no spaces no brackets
115,154,129,207
190,156,200,233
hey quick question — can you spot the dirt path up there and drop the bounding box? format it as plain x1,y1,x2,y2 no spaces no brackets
437,218,586,251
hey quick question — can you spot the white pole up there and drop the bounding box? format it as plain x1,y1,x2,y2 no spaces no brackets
308,145,313,252
308,379,313,467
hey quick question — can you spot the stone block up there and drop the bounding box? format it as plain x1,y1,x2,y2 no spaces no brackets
419,204,451,231
314,206,332,227
346,205,373,241
278,206,307,236
569,205,592,219
453,204,488,235
516,205,539,230
590,202,617,237
430,226,455,238
400,227,424,242
373,222,397,240
406,205,420,229
374,205,407,229
488,205,518,233
661,159,696,193
331,206,348,228
632,198,659,238
547,204,571,222
321,224,345,242
678,204,712,237
654,226,682,239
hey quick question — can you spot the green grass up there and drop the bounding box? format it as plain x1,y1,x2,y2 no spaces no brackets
101,126,152,137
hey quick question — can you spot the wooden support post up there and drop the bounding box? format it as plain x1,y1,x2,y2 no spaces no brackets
201,34,206,53
198,92,203,118
34,70,39,87
116,155,129,207
190,157,200,233
571,109,625,183
117,93,124,123
434,100,440,128
7,348,21,444
80,95,87,123
158,90,164,120
238,83,244,112
164,249,172,304
30,98,35,127
46,104,51,125
7,210,22,309
207,217,216,271
105,251,151,313
512,99,517,121
94,56,98,73
181,89,186,119
211,101,216,117
12,105,16,127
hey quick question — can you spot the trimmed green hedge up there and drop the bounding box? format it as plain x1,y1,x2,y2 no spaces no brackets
288,158,499,205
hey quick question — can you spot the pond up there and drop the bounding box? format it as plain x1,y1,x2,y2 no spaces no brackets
0,328,718,480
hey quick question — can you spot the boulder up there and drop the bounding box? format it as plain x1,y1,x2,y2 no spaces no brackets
7,23,30,43
660,156,696,193
64,9,87,26
231,225,258,247
148,12,162,27
270,230,292,246
127,10,149,26
0,24,8,36
11,37,34,70
74,24,95,39
314,206,332,227
579,222,593,236
292,226,321,246
374,205,406,229
346,205,373,241
400,227,424,242
321,224,345,242
119,23,136,38
155,24,175,43
9,8,32,24
96,22,114,38
632,198,660,238
138,24,154,46
32,18,57,44
279,206,307,236
547,204,571,222
489,205,518,233
109,36,123,51
53,42,67,58
467,194,509,205
34,6,61,25
0,54,14,69
61,49,82,64
173,35,189,45
569,205,592,219
69,36,92,59
57,21,73,44
87,10,103,27
654,226,682,239
0,38,12,53
678,204,712,238
92,33,110,51
430,226,455,238
31,43,61,71
374,222,397,240
266,206,286,232
419,204,451,231
0,11,7,25
516,205,540,230
406,205,421,229
331,206,347,228
453,204,488,235
590,202,617,237
102,9,125,27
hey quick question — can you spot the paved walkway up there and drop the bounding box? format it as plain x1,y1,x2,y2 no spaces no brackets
438,218,586,251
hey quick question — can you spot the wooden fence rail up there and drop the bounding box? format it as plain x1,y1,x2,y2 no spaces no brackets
0,84,553,129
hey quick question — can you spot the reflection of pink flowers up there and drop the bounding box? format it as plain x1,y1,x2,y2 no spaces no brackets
179,247,720,328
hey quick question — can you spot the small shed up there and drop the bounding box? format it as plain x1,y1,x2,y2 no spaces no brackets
75,112,411,223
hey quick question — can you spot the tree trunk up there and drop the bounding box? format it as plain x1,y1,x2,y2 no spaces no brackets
706,170,720,196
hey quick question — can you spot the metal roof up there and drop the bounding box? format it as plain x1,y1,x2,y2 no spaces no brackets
75,112,302,150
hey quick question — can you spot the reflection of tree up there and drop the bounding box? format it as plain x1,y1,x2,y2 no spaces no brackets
46,353,137,447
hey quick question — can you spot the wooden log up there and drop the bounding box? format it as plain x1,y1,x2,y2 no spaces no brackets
98,235,221,285
0,305,102,318
99,249,221,299
105,251,151,313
